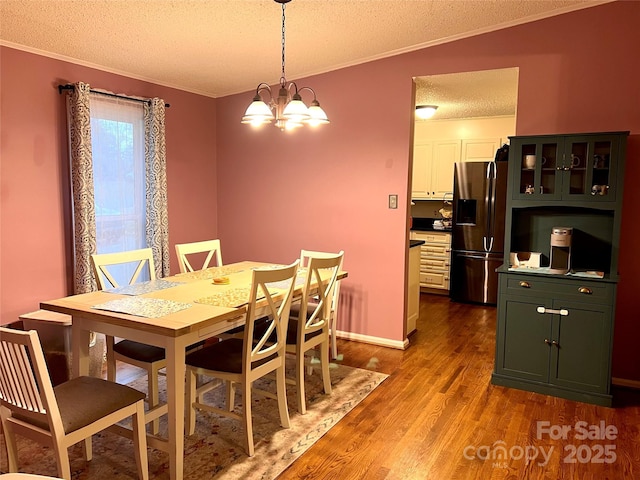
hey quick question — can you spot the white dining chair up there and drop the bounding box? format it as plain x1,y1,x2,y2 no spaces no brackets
0,328,149,480
287,252,343,414
91,247,202,435
175,239,223,273
184,260,299,456
298,249,344,359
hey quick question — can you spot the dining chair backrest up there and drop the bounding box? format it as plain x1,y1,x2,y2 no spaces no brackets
91,247,156,290
174,239,223,273
297,252,344,340
300,249,344,308
244,260,299,372
299,249,344,359
0,328,64,439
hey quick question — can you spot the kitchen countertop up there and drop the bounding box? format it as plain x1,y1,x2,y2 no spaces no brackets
411,217,451,232
411,226,452,232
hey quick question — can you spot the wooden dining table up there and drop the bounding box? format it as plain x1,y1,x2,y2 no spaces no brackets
40,260,346,480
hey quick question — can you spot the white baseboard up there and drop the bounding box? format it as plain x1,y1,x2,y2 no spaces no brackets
612,377,640,390
335,329,408,350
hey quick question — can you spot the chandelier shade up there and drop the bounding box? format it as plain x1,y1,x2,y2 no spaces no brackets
242,0,329,131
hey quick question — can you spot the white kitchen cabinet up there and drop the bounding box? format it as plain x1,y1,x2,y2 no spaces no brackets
411,140,459,200
461,138,502,162
410,231,452,292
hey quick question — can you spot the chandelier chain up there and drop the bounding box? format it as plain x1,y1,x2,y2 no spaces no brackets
281,2,286,83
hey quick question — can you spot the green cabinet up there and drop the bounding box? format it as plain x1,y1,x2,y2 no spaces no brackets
493,274,615,405
510,133,625,204
492,131,627,407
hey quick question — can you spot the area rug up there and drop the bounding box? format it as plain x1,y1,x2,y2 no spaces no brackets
0,358,388,479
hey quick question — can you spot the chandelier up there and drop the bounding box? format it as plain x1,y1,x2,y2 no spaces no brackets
241,0,329,131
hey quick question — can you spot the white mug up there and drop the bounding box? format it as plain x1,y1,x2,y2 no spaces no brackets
523,154,536,169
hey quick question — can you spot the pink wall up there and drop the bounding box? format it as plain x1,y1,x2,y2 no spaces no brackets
0,47,218,322
2,1,640,378
215,1,640,376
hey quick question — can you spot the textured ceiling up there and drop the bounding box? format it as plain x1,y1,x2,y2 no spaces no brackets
1,0,609,98
414,67,520,120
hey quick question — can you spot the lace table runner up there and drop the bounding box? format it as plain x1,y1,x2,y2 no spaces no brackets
195,287,280,308
92,297,192,318
106,279,183,296
173,265,246,281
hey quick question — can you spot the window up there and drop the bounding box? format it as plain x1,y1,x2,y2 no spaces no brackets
90,95,148,283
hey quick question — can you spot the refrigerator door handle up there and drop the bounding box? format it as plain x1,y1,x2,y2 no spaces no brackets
482,236,494,252
484,162,496,252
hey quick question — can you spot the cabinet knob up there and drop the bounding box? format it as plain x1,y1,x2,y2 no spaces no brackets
578,287,592,295
544,338,551,345
519,281,531,288
551,340,560,347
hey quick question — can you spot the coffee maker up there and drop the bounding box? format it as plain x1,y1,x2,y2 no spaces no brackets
549,227,572,274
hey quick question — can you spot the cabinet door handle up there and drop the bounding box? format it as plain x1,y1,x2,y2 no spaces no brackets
551,340,559,347
578,287,592,295
544,338,552,345
537,306,569,316
519,281,531,288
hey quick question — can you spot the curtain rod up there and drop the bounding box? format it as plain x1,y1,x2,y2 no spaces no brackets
58,84,170,108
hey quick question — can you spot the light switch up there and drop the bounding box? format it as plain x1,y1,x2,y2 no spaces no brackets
389,194,398,209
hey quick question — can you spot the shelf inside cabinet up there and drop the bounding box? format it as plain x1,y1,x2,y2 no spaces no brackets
509,206,614,275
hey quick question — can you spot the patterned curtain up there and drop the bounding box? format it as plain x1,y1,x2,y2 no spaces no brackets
144,98,170,278
67,82,97,294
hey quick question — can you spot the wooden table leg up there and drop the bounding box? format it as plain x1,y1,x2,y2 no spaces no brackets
165,340,186,480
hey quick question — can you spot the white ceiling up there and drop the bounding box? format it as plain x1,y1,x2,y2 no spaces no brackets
1,0,610,101
414,68,519,120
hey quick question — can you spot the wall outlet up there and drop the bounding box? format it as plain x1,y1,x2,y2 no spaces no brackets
389,194,398,209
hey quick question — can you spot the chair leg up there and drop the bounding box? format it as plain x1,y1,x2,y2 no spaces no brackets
276,364,290,429
295,348,307,415
185,369,197,435
132,401,150,480
243,382,254,457
330,315,338,359
2,424,19,472
52,440,72,480
148,365,160,435
226,381,235,411
82,437,93,461
320,341,332,395
105,335,117,382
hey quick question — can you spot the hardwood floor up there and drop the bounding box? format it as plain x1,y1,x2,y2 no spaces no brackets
112,293,640,479
278,293,640,480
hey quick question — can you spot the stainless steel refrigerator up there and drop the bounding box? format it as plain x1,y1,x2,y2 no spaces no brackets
449,159,508,305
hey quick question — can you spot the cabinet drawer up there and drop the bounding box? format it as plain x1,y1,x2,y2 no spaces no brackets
503,275,614,304
421,244,449,257
420,272,449,288
414,232,451,244
420,233,451,245
421,258,449,270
